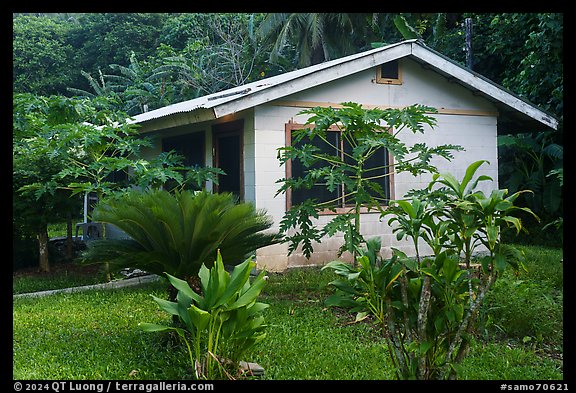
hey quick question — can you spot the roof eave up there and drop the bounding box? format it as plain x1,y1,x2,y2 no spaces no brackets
410,42,558,131
131,107,216,133
212,41,415,117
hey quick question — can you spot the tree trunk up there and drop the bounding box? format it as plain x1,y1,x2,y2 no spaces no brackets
66,211,73,261
37,227,50,273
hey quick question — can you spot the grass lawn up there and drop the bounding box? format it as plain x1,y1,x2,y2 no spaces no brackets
12,244,563,380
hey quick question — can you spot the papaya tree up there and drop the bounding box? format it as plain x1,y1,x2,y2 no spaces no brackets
276,102,462,260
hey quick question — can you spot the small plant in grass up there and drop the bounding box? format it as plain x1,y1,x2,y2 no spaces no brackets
323,160,538,379
139,250,269,380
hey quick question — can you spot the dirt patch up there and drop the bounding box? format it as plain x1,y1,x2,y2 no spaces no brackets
13,261,101,279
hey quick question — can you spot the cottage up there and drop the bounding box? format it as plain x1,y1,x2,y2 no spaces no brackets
130,39,558,272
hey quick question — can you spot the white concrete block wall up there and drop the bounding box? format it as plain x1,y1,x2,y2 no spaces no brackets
251,108,499,272
393,113,499,199
253,106,304,230
138,57,503,272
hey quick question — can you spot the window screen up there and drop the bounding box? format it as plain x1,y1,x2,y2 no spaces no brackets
289,129,390,208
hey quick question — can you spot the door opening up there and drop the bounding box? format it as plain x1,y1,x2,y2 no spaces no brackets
212,121,244,200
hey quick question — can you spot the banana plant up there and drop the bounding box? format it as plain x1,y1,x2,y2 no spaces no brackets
140,250,269,380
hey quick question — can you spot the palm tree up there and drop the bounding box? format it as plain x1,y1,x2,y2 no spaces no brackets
257,13,368,68
68,51,170,115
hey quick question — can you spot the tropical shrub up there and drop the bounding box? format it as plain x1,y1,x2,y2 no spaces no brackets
81,189,280,296
323,160,538,379
140,251,269,380
497,131,563,246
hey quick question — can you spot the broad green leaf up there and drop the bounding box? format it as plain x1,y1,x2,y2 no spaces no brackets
228,272,267,310
495,253,507,273
434,316,445,333
325,293,362,308
461,160,489,194
150,295,180,316
355,311,370,322
419,341,433,355
198,264,210,298
386,264,403,292
188,304,210,331
214,257,254,308
394,199,416,218
165,273,201,304
328,278,359,294
139,322,174,333
421,267,441,283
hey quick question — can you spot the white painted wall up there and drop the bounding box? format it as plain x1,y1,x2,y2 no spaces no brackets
138,58,500,272
251,58,499,272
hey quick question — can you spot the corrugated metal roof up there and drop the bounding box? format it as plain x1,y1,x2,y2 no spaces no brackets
130,40,416,125
129,39,558,132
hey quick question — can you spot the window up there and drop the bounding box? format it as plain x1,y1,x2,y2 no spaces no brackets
375,59,402,85
162,131,205,190
285,122,392,211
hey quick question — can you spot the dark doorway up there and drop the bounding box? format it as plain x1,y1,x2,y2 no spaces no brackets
213,120,244,200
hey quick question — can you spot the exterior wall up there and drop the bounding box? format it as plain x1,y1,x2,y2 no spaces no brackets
137,57,500,272
140,110,256,203
253,58,499,272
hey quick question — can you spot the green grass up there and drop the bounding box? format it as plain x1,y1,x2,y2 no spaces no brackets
479,245,564,350
13,245,563,380
13,270,104,295
13,281,193,380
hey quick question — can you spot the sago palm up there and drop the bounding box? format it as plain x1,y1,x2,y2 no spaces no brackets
82,189,280,294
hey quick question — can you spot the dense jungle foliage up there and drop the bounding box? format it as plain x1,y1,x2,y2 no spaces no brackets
13,12,563,254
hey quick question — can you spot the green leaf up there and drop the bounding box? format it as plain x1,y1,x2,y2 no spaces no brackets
495,253,507,273
461,160,489,194
150,295,180,316
355,311,370,322
228,271,268,310
198,264,210,297
139,322,176,333
419,340,432,355
165,273,201,304
187,304,210,331
421,267,441,283
215,257,254,308
328,278,359,294
393,15,421,40
386,264,403,292
325,293,361,308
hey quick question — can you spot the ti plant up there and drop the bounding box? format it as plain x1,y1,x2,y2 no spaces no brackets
139,251,269,380
323,160,538,380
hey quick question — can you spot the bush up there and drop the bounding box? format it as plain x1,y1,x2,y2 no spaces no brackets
140,251,269,379
13,236,39,270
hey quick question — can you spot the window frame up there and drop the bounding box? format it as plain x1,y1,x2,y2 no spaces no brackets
284,121,395,214
375,59,403,85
